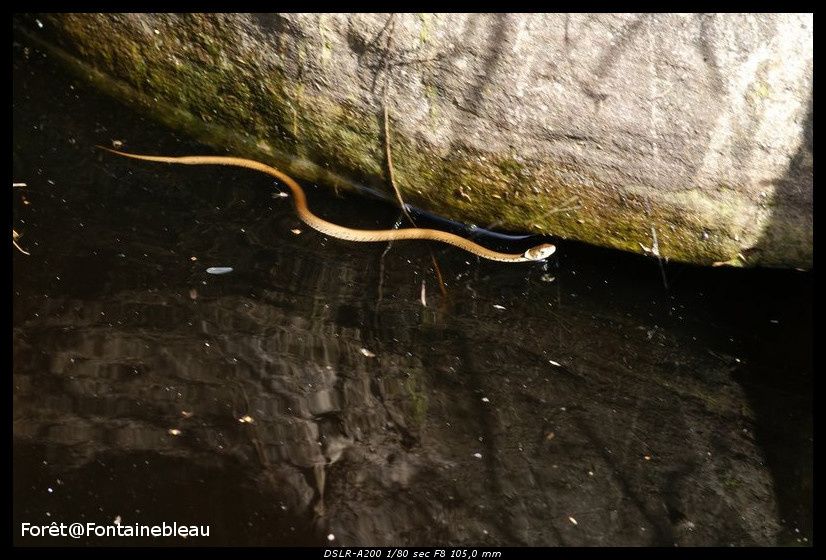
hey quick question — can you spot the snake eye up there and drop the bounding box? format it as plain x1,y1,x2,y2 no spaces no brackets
523,243,556,260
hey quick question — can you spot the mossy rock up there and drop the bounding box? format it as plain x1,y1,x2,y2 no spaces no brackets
18,13,812,268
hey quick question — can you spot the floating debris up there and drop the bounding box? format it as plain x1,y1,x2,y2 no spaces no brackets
541,274,556,283
569,516,578,526
190,256,198,261
238,415,254,424
493,304,506,310
360,348,376,358
327,533,335,542
420,280,427,307
206,267,233,275
181,410,194,419
549,360,562,367
168,428,181,436
545,432,556,441
111,139,124,149
481,397,490,403
473,452,483,459
291,228,302,235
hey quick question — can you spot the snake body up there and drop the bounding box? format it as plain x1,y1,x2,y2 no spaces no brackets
99,148,556,263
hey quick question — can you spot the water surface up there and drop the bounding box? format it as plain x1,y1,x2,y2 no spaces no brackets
12,35,812,547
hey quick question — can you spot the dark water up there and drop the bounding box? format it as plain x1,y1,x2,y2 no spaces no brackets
12,34,812,547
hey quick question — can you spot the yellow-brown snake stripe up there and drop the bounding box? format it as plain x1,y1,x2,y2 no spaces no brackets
98,148,556,263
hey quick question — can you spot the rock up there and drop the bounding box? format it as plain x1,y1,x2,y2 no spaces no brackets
17,13,812,267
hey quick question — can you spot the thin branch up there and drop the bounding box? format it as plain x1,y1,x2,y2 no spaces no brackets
376,16,449,301
430,253,448,297
382,94,415,227
12,230,30,256
650,225,669,291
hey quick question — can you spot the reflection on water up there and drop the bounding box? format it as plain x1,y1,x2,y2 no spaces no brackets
12,34,811,546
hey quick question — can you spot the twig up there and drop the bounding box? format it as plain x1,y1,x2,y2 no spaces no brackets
376,216,403,304
13,183,32,255
13,239,30,255
377,16,450,300
377,14,413,226
645,196,668,292
384,94,450,296
430,253,448,297
382,93,414,227
12,230,30,256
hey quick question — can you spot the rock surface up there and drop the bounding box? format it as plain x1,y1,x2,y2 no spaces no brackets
19,13,813,267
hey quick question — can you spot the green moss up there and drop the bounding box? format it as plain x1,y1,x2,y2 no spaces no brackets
722,476,742,490
403,375,428,428
318,15,333,66
291,91,384,180
384,133,762,266
497,158,524,178
424,83,440,123
417,13,430,45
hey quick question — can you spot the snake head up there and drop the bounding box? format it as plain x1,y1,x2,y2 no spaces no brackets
523,243,556,261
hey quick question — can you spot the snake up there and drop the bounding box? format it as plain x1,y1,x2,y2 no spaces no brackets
98,147,556,263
